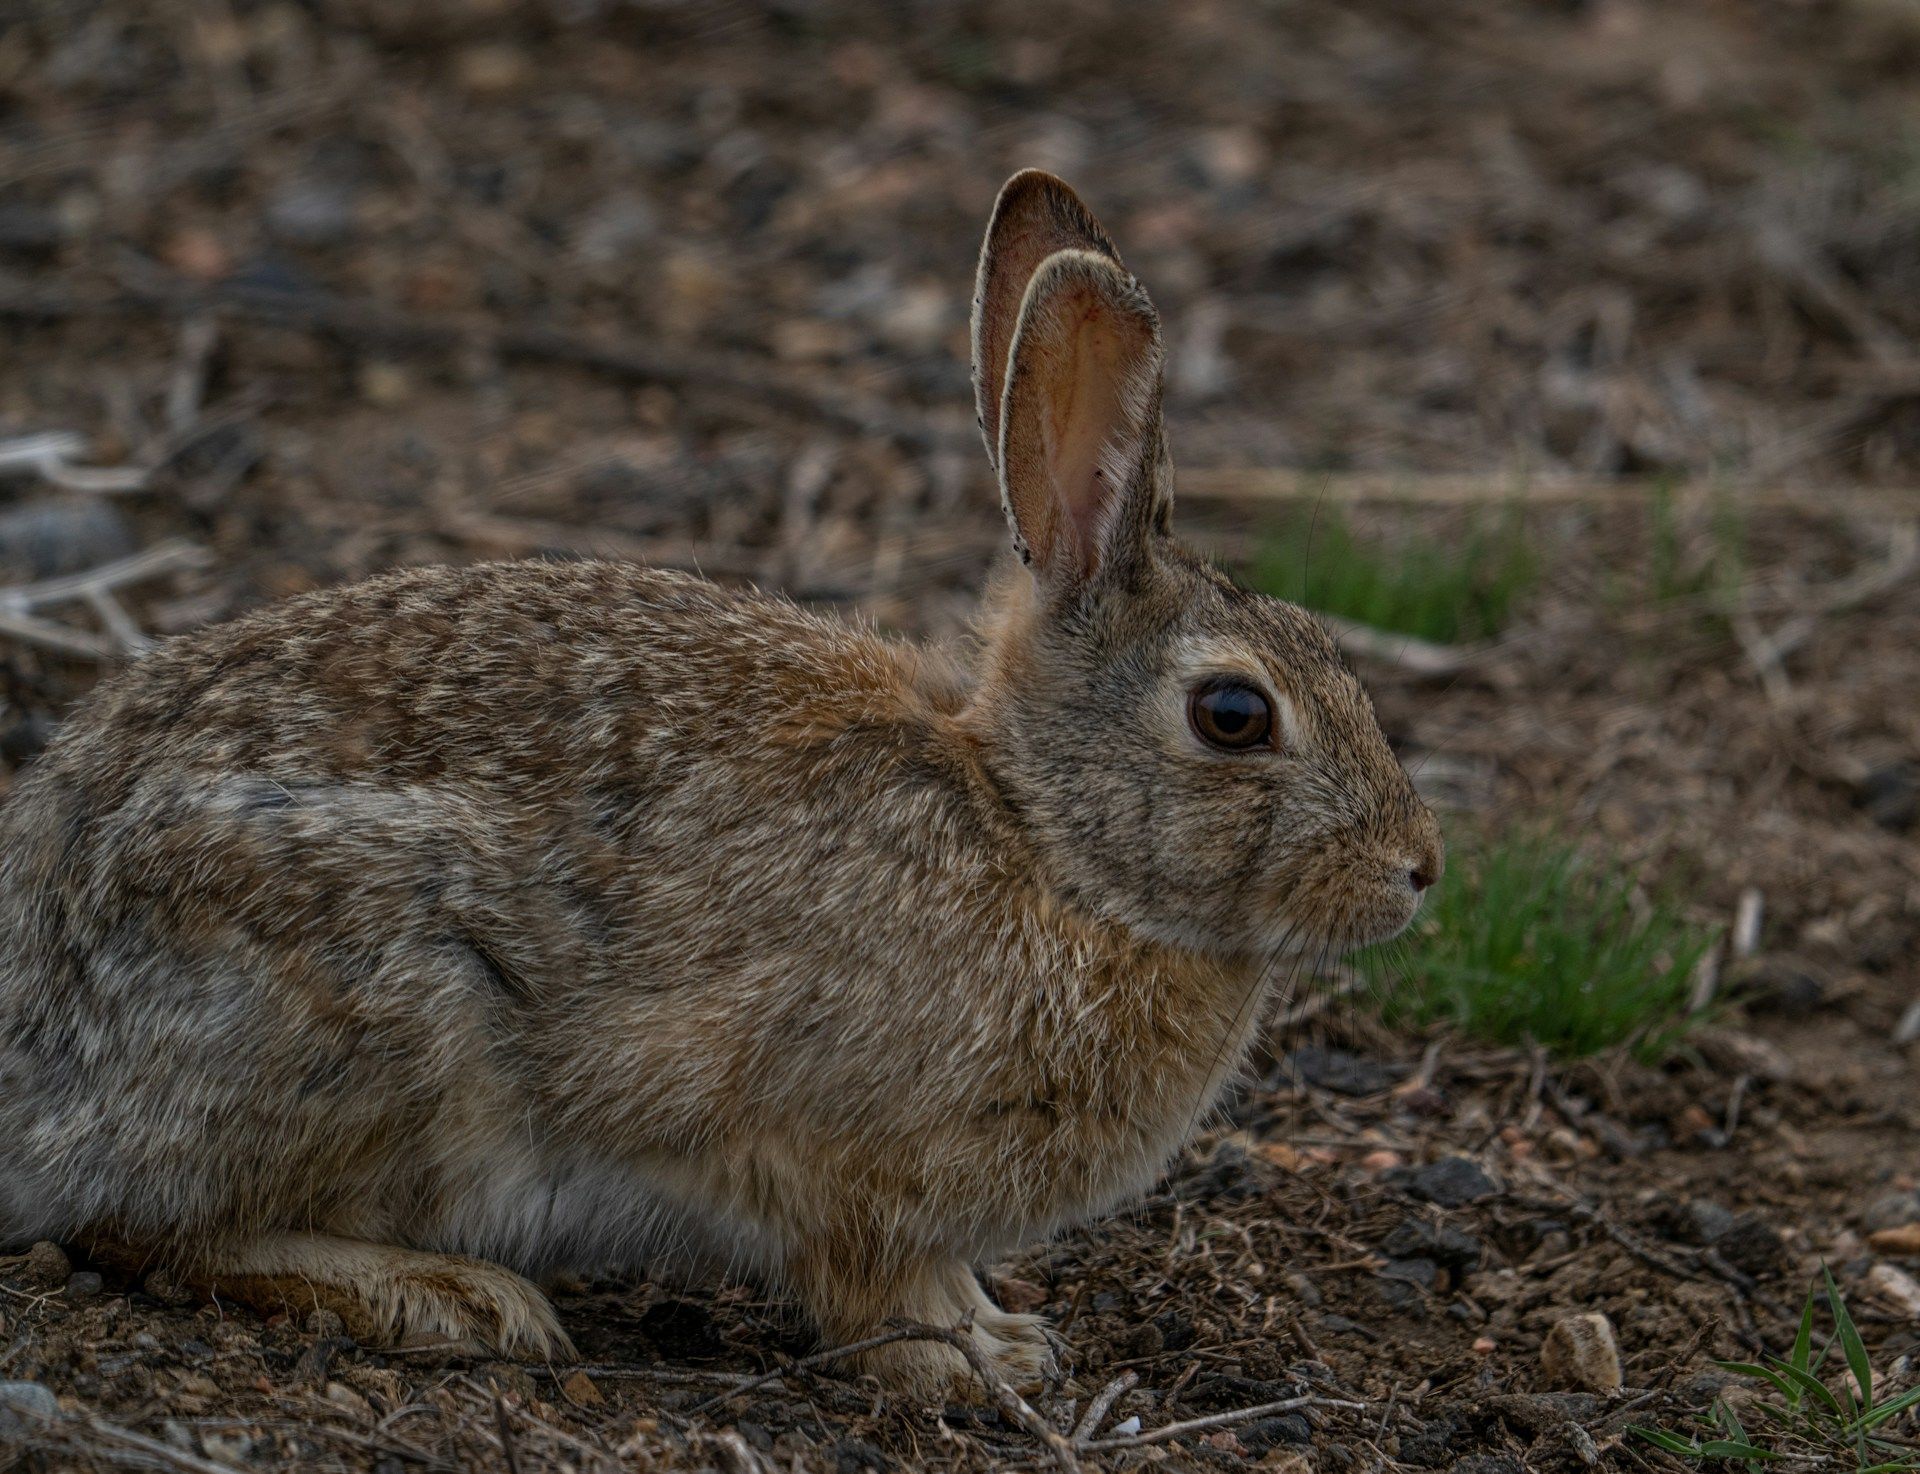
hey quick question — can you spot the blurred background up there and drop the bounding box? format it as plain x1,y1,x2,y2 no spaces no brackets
2,3,1920,1467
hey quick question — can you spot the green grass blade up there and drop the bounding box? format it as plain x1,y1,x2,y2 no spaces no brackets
1790,1286,1816,1374
1825,1263,1872,1410
1697,1439,1782,1461
1860,1386,1920,1432
1631,1426,1703,1456
1766,1355,1845,1416
1716,1362,1797,1402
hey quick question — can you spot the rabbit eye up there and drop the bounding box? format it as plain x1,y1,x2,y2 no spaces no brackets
1188,681,1274,752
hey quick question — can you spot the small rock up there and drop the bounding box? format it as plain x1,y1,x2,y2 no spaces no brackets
1380,1257,1439,1289
561,1369,603,1406
990,1274,1048,1314
1277,1047,1400,1097
162,226,232,282
455,44,531,95
831,1435,891,1473
1863,1191,1920,1233
1717,1214,1786,1276
22,1241,69,1286
1109,1416,1142,1436
1859,762,1919,832
1388,1157,1500,1208
1540,1313,1623,1393
1152,1309,1196,1352
1239,1414,1312,1453
266,179,358,248
0,500,136,580
1866,1263,1920,1317
0,205,69,259
143,1267,197,1307
325,1381,373,1418
357,361,413,407
0,1380,60,1428
1869,1224,1920,1256
1732,956,1828,1014
64,1271,103,1299
1359,1149,1404,1172
1383,1217,1484,1273
304,1307,347,1338
1681,1199,1737,1245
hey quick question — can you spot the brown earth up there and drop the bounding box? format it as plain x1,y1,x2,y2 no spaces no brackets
2,2,1919,1471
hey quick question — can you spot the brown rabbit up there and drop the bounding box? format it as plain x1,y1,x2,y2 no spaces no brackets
0,172,1441,1394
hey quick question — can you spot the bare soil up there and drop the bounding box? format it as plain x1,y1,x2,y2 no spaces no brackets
2,2,1918,1471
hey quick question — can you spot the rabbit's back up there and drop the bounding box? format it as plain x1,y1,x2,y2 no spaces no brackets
0,561,992,1260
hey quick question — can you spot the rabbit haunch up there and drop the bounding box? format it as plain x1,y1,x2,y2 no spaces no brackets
0,172,1439,1394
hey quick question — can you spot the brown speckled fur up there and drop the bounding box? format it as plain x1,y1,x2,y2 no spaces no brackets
0,173,1440,1393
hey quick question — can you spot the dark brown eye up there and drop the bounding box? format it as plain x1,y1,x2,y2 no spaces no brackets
1188,681,1274,752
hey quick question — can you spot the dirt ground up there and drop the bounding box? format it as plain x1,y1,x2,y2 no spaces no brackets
2,1,1919,1470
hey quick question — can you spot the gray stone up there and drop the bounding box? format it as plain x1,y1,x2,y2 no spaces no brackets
1390,1157,1500,1207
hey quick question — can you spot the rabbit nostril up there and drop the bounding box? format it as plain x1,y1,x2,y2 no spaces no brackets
1409,865,1435,893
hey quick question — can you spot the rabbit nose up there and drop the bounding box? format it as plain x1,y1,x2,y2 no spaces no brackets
1408,863,1436,893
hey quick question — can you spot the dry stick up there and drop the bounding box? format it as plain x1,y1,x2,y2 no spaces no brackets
1316,612,1484,679
7,1400,248,1474
0,608,117,660
490,1393,524,1474
1076,1392,1369,1454
888,1320,1081,1474
686,1323,957,1416
0,539,209,659
0,274,968,454
1736,521,1918,702
1071,1369,1139,1444
1176,466,1919,520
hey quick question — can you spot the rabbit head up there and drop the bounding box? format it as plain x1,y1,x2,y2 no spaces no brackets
964,170,1443,964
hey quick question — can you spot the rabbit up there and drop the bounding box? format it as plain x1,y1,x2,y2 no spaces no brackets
0,170,1442,1396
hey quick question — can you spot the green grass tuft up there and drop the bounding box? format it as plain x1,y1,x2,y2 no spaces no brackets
1358,832,1716,1059
1250,503,1536,644
1633,1270,1920,1473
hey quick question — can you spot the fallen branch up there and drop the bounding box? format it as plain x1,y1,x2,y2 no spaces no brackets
890,1319,1081,1474
1177,467,1919,520
0,430,148,493
4,1396,247,1474
0,273,968,453
0,538,208,658
1071,1369,1138,1443
1076,1391,1369,1453
685,1322,957,1416
1317,613,1488,679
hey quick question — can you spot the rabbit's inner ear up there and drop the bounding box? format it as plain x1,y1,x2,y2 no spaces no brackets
971,171,1123,474
999,250,1164,588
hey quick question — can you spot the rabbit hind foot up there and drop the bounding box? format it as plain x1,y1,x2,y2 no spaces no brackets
193,1232,575,1360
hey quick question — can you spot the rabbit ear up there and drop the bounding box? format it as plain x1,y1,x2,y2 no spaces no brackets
998,248,1168,589
972,171,1124,472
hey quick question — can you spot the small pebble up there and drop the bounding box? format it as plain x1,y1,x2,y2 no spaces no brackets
1869,1224,1920,1256
561,1369,604,1406
23,1241,70,1286
1110,1415,1142,1436
1867,1262,1920,1317
144,1268,196,1307
1540,1312,1623,1393
1863,1191,1920,1234
64,1271,103,1299
0,1380,59,1421
1388,1157,1500,1208
304,1308,348,1339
